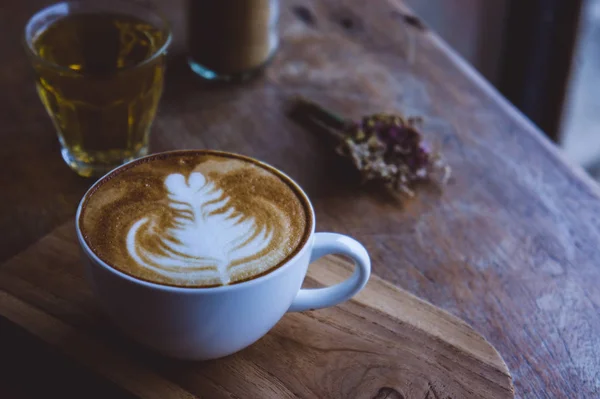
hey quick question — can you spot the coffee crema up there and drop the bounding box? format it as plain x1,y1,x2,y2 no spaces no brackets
79,151,311,288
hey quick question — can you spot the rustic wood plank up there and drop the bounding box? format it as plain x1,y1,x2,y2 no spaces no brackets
0,221,513,399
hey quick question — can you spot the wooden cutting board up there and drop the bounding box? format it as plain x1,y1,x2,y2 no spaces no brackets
0,221,513,399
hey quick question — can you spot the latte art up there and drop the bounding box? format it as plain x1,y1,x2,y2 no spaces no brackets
127,171,282,285
79,151,310,287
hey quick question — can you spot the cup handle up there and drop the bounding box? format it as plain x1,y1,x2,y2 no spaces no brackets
287,233,371,312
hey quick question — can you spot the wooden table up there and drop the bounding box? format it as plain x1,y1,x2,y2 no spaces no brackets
1,0,599,398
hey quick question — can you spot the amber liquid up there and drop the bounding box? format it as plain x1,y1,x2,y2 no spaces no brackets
32,13,168,176
187,0,278,80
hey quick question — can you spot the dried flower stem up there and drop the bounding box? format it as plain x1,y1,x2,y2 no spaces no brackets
290,96,451,196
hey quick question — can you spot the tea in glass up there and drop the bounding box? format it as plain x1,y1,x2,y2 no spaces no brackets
25,2,172,177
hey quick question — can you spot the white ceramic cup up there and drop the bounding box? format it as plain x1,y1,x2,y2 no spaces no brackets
75,153,371,361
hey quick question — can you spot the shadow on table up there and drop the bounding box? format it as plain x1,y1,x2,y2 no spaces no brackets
161,52,268,107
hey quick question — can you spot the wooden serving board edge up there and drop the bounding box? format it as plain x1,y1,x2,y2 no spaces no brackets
0,290,196,399
0,222,513,397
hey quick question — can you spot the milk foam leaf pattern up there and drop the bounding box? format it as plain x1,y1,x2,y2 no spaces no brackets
126,172,274,285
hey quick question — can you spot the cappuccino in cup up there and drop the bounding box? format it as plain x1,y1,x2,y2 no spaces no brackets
76,150,370,360
79,151,311,287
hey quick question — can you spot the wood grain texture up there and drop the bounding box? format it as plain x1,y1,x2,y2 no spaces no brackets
0,221,513,399
0,0,599,397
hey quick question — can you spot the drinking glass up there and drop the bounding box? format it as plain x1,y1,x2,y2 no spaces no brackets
187,0,279,81
25,1,172,177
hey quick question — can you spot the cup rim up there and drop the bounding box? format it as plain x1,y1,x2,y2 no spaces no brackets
75,149,317,294
23,0,173,76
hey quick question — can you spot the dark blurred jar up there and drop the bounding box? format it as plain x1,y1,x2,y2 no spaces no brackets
186,0,279,81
